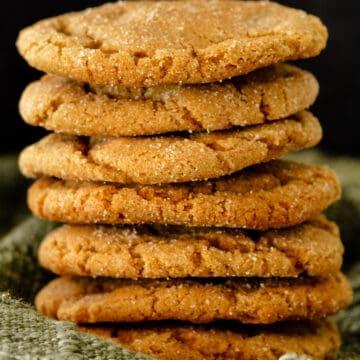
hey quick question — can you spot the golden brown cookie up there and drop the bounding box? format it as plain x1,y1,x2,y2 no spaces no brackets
19,64,319,136
80,319,340,360
27,160,341,229
16,1,327,87
35,272,352,324
38,215,343,279
19,111,322,184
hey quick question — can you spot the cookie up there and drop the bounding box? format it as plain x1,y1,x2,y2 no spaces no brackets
19,64,319,136
80,319,340,360
35,272,352,324
19,111,322,184
27,160,341,229
16,1,327,87
38,215,343,279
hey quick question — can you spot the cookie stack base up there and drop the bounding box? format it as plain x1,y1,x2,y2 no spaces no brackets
80,318,340,360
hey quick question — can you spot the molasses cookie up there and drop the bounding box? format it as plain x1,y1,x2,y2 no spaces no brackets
35,273,352,324
27,160,341,229
38,215,343,278
16,1,327,87
80,318,340,360
19,64,318,136
19,111,322,184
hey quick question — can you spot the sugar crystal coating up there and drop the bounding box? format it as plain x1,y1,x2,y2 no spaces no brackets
27,160,341,229
19,64,319,135
38,215,343,279
16,1,328,86
35,273,352,324
19,111,322,184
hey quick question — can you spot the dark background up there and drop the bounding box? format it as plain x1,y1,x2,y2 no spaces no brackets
1,1,359,156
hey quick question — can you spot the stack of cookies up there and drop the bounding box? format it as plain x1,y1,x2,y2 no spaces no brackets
16,1,352,359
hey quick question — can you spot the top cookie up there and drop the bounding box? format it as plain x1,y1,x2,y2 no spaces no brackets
16,1,327,87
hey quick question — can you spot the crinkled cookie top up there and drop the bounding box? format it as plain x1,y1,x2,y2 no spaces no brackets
16,1,328,86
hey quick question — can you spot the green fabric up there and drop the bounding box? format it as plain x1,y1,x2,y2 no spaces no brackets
0,217,153,359
0,155,29,238
0,151,359,359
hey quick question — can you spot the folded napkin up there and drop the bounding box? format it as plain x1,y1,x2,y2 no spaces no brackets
0,151,359,359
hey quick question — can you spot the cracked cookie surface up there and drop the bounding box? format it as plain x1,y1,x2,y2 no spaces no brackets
27,160,341,229
16,1,327,87
35,273,352,324
19,111,322,184
19,64,319,136
38,215,343,278
80,318,340,360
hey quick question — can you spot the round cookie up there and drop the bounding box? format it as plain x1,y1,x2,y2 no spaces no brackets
38,215,343,279
19,64,319,136
35,272,352,324
80,319,340,360
16,1,327,87
27,160,341,229
19,111,322,184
